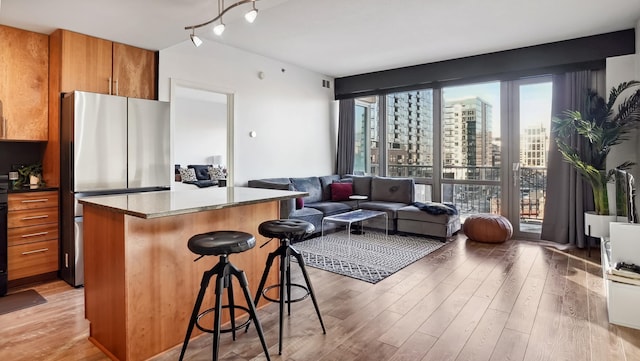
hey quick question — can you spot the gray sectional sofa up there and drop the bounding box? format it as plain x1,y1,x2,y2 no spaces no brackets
247,175,461,239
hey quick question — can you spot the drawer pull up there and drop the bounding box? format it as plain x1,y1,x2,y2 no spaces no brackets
22,248,49,255
21,198,49,203
21,231,49,238
21,215,49,220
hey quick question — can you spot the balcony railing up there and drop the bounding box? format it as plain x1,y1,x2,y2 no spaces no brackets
369,164,547,222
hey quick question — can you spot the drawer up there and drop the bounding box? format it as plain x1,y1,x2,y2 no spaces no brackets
8,191,58,211
8,207,58,228
8,239,59,281
8,223,59,246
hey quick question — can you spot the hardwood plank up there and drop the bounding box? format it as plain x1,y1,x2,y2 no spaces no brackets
421,296,491,361
488,328,528,361
522,292,563,361
455,308,509,361
418,277,482,337
378,281,457,347
546,256,590,361
487,246,538,313
503,276,545,334
387,331,437,361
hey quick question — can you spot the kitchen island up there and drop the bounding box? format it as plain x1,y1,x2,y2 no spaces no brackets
79,186,306,361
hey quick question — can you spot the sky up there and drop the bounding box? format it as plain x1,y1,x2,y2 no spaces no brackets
443,80,553,134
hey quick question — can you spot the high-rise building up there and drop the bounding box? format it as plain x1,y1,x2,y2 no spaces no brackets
521,124,549,167
443,97,493,168
386,91,433,175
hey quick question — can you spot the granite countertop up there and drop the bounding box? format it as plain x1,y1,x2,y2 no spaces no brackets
78,186,307,219
8,186,58,193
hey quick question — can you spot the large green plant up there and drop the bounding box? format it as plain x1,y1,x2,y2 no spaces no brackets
553,81,640,215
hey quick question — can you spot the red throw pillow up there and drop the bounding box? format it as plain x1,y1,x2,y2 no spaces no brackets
331,182,353,201
295,197,304,209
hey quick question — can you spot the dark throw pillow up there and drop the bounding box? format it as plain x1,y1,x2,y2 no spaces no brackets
295,197,304,209
330,182,353,201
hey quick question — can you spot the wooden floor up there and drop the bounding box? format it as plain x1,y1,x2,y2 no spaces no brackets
2,234,640,361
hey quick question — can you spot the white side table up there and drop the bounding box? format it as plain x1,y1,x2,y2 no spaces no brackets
349,195,368,209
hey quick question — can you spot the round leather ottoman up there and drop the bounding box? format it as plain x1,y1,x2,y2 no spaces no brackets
463,214,513,243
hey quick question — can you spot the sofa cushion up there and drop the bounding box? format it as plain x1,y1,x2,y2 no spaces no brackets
351,176,372,197
319,175,341,200
290,177,322,203
289,207,324,233
187,164,212,181
330,182,353,201
247,179,295,219
371,177,414,203
306,201,352,217
179,167,197,182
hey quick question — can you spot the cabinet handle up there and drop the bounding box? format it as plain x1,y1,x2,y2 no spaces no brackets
22,248,49,255
21,198,49,203
21,215,49,220
2,117,6,138
115,79,119,96
21,231,49,238
109,77,112,95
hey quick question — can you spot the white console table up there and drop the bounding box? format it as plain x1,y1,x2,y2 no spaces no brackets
601,225,640,330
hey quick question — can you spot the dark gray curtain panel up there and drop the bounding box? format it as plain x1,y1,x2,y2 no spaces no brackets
336,98,355,176
541,70,604,247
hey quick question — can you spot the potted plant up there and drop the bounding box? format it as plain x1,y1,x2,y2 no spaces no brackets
553,81,640,236
15,163,43,188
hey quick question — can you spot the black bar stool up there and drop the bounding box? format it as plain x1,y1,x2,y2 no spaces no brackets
247,219,326,354
179,230,271,361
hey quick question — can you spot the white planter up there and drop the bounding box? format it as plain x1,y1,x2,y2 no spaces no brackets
584,211,617,237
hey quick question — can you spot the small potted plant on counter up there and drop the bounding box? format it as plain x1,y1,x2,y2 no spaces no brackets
15,163,44,189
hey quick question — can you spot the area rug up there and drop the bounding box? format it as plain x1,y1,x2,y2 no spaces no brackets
293,231,446,284
0,289,47,316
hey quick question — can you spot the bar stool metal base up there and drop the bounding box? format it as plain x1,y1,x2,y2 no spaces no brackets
248,238,326,354
179,255,271,361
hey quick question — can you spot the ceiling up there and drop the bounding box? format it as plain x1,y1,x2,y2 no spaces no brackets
1,0,639,78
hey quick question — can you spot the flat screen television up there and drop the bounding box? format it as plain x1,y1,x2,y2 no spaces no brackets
613,168,638,223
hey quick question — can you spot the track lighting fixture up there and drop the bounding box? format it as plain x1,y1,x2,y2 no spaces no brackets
190,29,203,47
185,0,259,46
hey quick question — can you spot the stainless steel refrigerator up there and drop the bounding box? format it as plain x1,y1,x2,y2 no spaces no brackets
60,91,170,287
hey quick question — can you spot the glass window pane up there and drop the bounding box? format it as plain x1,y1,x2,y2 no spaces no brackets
442,82,500,181
386,90,433,178
354,97,380,175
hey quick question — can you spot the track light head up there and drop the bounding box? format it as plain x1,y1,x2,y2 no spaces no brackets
213,22,226,36
244,4,258,23
190,31,203,47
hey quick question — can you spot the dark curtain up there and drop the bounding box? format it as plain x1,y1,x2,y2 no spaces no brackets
541,70,604,247
336,98,355,176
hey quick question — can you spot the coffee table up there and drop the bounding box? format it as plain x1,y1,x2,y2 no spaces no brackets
321,209,388,242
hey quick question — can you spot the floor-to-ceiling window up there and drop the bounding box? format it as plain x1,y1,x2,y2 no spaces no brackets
353,76,552,238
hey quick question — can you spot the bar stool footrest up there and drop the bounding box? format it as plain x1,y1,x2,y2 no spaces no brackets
262,283,310,303
195,305,251,334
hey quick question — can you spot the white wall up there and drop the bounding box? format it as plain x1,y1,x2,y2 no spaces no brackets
158,40,338,185
173,96,227,166
606,19,640,211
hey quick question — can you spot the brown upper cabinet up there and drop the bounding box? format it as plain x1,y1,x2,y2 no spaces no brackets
44,29,157,187
0,25,49,141
55,29,157,99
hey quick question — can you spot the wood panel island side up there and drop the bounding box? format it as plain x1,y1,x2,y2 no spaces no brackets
78,186,306,361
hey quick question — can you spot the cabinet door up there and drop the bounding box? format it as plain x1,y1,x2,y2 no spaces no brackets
112,42,157,99
60,30,112,94
0,25,48,141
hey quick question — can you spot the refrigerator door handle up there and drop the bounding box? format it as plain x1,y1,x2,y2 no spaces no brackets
69,142,74,191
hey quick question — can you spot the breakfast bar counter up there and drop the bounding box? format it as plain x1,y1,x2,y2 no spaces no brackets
79,187,306,361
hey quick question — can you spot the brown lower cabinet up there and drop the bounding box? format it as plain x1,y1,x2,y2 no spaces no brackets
7,191,59,281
